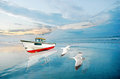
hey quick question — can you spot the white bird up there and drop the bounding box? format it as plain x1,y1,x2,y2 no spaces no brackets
72,52,85,70
61,45,70,56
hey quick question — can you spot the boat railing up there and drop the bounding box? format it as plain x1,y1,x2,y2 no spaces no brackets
20,40,56,44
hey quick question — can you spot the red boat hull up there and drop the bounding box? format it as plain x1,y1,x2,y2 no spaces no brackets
27,46,55,53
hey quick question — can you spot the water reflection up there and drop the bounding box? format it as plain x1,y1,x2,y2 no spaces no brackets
0,49,57,77
27,49,57,68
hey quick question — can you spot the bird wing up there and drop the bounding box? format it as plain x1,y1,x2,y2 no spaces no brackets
75,58,82,66
74,54,83,66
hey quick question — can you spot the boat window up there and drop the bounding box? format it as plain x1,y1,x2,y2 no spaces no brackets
35,39,41,42
34,43,42,45
35,38,45,43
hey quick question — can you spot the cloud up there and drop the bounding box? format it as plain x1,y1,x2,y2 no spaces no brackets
6,0,117,20
91,13,110,25
4,0,85,19
0,4,52,27
0,0,118,30
0,8,56,30
1,0,114,26
0,27,52,35
59,11,111,30
0,9,44,30
59,22,95,29
45,0,87,20
0,0,76,26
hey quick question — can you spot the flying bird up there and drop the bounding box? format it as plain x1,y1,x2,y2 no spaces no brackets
61,45,70,56
72,52,85,70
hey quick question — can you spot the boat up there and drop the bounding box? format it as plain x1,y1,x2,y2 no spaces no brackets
20,38,56,53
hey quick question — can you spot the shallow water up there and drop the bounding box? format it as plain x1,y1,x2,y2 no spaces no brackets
0,30,120,79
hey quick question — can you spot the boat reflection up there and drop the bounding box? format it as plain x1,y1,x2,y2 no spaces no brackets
27,49,57,68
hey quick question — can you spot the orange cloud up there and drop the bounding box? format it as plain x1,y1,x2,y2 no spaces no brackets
0,27,52,35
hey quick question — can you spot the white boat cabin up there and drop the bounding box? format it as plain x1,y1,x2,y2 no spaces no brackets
34,38,46,45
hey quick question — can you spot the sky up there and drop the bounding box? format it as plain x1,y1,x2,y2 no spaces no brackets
0,0,119,31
